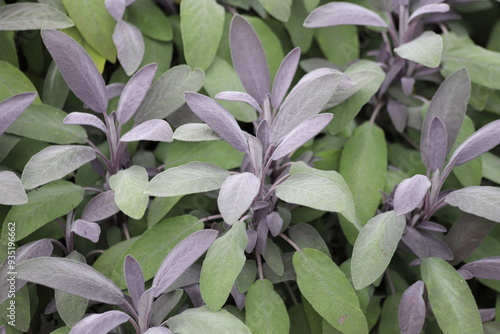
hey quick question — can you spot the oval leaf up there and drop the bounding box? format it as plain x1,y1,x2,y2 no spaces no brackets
69,311,130,334
304,2,388,28
398,281,426,334
459,257,500,280
120,119,173,142
218,173,260,225
394,32,443,68
393,175,431,215
0,171,28,205
113,20,145,76
109,165,149,220
408,3,450,22
427,116,448,172
82,190,120,222
124,255,145,308
445,186,500,223
173,123,221,142
0,92,37,135
0,3,74,31
71,219,101,243
64,112,107,133
271,47,300,109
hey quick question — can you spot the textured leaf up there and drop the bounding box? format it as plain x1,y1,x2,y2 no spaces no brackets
408,3,450,22
421,257,483,334
394,32,443,68
289,223,330,257
200,221,248,311
0,92,37,135
69,311,130,334
215,91,261,114
126,0,172,42
0,3,74,30
394,175,431,215
398,281,426,334
271,47,300,109
173,123,221,142
293,248,368,334
82,190,120,222
0,171,27,205
17,257,125,304
0,60,41,103
304,2,388,28
41,29,108,114
445,187,500,223
124,255,144,308
120,119,173,142
460,257,500,280
71,219,100,243
63,112,107,133
246,279,289,334
113,20,144,76
105,0,126,21
109,165,149,219
218,173,260,225
256,0,291,21
351,211,406,289
427,116,448,171
145,162,229,197
21,145,95,189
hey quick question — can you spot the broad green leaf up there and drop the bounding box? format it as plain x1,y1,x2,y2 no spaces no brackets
43,61,70,109
236,260,257,293
293,248,368,334
445,186,500,223
126,0,172,42
263,238,284,276
246,279,290,334
218,173,260,225
204,57,257,122
200,221,248,311
482,152,500,185
326,61,385,135
315,25,359,67
109,166,149,220
289,223,330,258
0,134,19,162
21,145,95,189
166,305,251,334
303,0,320,11
451,116,482,187
0,171,27,205
339,122,387,230
0,31,18,67
147,196,182,227
421,257,483,334
145,162,230,197
1,181,84,242
378,293,401,334
394,31,442,68
0,284,30,332
62,0,116,62
180,0,224,70
487,20,500,52
135,65,204,122
351,211,406,289
284,0,314,52
256,0,292,21
173,123,221,142
92,237,138,282
0,3,74,31
0,61,41,103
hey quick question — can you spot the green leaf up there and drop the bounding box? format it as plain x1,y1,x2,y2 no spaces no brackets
246,279,290,334
125,0,172,42
1,181,84,242
43,61,70,109
0,3,74,31
108,166,148,220
284,0,314,52
0,61,40,103
451,116,482,187
293,248,368,334
166,305,251,334
0,134,20,163
289,223,330,258
145,162,230,197
421,257,483,334
204,57,257,122
339,122,387,229
173,123,221,142
236,260,257,293
315,25,359,67
482,152,500,185
351,211,406,290
147,196,182,227
92,237,138,282
394,31,443,68
445,186,500,223
180,0,224,70
0,171,27,205
378,293,401,334
256,0,292,21
263,238,284,276
200,221,248,311
21,145,95,189
135,65,204,122
0,284,30,332
303,0,320,12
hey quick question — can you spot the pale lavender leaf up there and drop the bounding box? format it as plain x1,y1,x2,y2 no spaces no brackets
218,173,261,225
105,0,126,21
394,174,431,215
288,67,341,96
417,221,447,232
256,120,269,150
230,15,270,104
153,230,218,297
230,284,245,310
480,308,496,322
124,255,145,308
64,112,107,133
215,91,262,113
137,287,154,330
82,190,120,222
0,326,5,334
71,219,101,243
16,257,125,304
184,92,247,152
107,83,125,100
458,269,473,280
144,328,172,334
460,257,500,280
398,281,426,334
0,92,37,135
272,113,333,160
41,29,108,114
184,284,204,307
256,220,269,254
69,310,130,334
253,201,269,211
271,47,301,109
120,119,173,142
379,59,405,95
304,2,388,28
422,233,453,260
266,212,283,237
117,63,157,124
0,171,28,205
113,20,145,76
164,265,201,293
409,3,450,22
247,135,263,173
401,77,415,96
401,226,428,259
387,100,407,133
427,116,448,172
246,230,258,253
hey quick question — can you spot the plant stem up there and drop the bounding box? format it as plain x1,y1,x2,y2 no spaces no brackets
385,270,396,295
200,214,223,222
284,281,299,306
256,251,264,280
279,233,301,252
83,186,103,193
369,101,384,124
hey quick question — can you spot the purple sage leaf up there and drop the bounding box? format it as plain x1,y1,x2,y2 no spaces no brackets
107,83,125,100
271,47,301,109
266,212,283,237
416,221,447,233
459,269,473,280
105,0,126,21
256,219,269,254
120,119,173,142
398,280,426,334
304,2,388,28
247,135,263,173
246,230,258,253
230,15,270,104
41,29,108,114
124,255,145,308
113,20,145,76
409,3,450,22
64,112,107,133
459,257,500,280
215,91,262,113
185,92,248,152
401,77,415,96
401,226,428,259
479,308,496,322
71,219,101,243
393,174,431,215
387,100,407,133
427,116,448,172
422,233,453,260
0,92,37,135
218,173,261,225
69,310,130,334
82,190,120,222
230,284,245,310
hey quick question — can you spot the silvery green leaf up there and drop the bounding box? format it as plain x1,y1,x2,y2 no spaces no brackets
144,328,172,334
113,20,145,76
304,2,388,28
0,171,27,205
324,70,378,110
218,173,260,225
117,63,157,124
0,3,74,30
271,47,300,109
124,255,144,308
71,219,101,243
263,238,284,276
408,3,449,22
17,257,125,305
351,211,406,289
21,145,96,189
41,30,108,114
394,32,443,68
0,92,37,135
82,190,120,222
445,186,500,223
69,311,130,334
398,281,426,334
393,175,431,215
145,162,230,197
173,123,221,142
255,0,291,21
109,165,149,220
120,119,173,142
289,223,330,257
63,112,107,133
